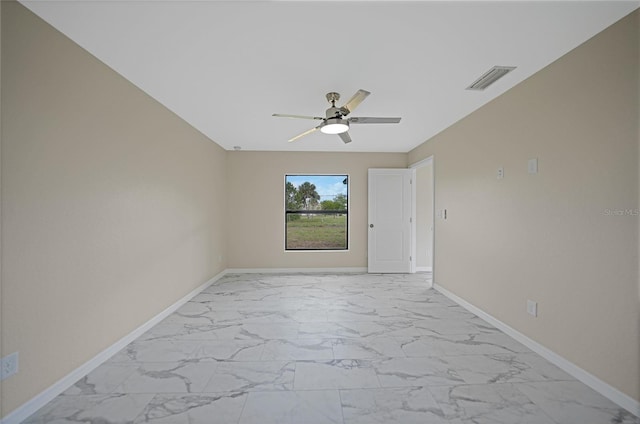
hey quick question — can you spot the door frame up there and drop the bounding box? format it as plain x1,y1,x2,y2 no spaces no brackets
409,156,435,285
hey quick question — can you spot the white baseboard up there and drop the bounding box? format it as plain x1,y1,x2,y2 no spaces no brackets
416,266,433,272
1,270,228,424
226,267,367,274
434,283,640,417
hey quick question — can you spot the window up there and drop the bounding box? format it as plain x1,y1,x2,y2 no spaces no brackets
285,174,349,250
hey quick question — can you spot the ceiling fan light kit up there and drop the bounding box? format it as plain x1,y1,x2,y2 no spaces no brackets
273,89,401,144
320,119,349,134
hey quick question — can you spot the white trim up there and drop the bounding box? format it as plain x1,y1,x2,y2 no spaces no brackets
409,156,435,279
430,158,435,282
434,283,640,417
410,168,417,274
416,266,433,272
408,156,433,169
1,270,228,424
226,267,367,274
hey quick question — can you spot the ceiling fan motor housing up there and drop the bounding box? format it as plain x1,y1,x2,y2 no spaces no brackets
326,106,344,119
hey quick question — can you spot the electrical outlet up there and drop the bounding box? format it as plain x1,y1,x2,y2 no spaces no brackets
497,167,504,180
527,300,538,317
1,352,19,380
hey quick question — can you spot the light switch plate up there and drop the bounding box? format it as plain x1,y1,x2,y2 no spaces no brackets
528,158,538,174
1,352,19,380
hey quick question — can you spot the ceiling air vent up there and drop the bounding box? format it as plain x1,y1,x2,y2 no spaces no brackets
466,66,516,91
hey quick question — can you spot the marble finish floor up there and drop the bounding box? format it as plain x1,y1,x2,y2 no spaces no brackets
25,273,638,424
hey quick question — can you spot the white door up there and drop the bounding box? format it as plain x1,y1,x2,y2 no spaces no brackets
368,168,414,273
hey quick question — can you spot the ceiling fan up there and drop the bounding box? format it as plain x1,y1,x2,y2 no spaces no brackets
272,89,401,144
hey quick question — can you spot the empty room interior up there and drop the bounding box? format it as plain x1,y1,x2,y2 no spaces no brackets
1,1,639,423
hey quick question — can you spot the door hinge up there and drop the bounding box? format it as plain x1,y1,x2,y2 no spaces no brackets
410,217,412,223
410,179,413,184
410,256,412,261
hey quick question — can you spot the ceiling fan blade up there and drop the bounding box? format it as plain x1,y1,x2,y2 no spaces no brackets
349,117,401,124
288,126,320,142
273,113,324,120
338,131,352,144
340,89,371,114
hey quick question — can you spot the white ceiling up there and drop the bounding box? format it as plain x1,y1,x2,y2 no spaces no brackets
20,1,639,153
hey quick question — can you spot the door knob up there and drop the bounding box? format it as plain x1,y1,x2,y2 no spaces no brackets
369,224,374,228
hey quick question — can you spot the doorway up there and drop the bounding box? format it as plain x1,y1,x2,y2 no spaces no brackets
410,157,434,284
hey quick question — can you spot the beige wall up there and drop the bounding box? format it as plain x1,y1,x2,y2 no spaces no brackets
409,11,640,402
1,2,228,417
227,151,406,269
415,162,433,269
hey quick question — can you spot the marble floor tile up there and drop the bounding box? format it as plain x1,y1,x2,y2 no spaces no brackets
110,340,201,363
138,322,243,342
515,381,639,424
175,301,216,315
203,360,295,392
429,383,557,424
239,390,343,424
441,353,574,385
340,387,448,424
132,392,247,424
163,309,242,325
299,322,370,339
164,302,219,325
403,317,502,336
261,338,335,360
332,337,406,359
24,273,639,424
400,332,530,357
392,305,477,322
294,359,380,390
232,309,302,324
194,288,284,306
299,320,415,339
326,307,414,322
288,308,329,323
236,322,300,341
23,394,155,424
192,339,265,361
327,295,392,310
63,363,138,395
115,361,217,393
373,356,465,387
